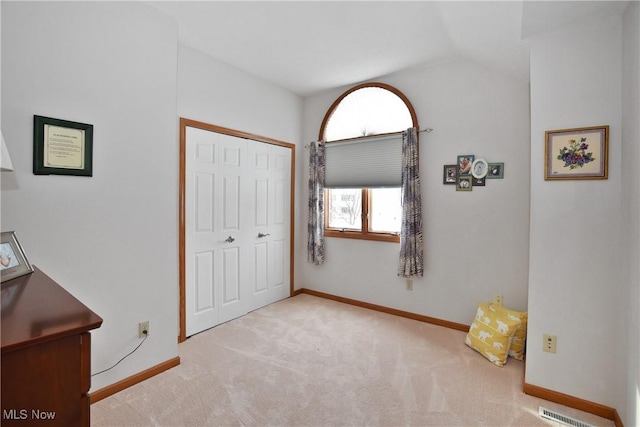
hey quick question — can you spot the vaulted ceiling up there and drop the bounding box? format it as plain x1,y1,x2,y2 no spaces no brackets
147,1,630,96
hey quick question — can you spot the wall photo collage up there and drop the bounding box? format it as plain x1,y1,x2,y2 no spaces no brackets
443,155,504,191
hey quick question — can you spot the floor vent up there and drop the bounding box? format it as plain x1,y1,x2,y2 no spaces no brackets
539,407,595,427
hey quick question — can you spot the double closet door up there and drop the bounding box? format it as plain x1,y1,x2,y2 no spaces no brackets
184,125,292,337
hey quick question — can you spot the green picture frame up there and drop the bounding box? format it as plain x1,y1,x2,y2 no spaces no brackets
33,115,93,176
486,162,504,179
456,176,473,191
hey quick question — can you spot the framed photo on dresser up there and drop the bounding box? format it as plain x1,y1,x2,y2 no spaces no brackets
1,231,34,283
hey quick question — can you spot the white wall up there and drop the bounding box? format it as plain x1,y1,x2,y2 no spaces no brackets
1,1,180,391
0,2,3,172
177,45,302,146
527,14,624,410
622,2,640,425
0,2,2,160
299,60,531,326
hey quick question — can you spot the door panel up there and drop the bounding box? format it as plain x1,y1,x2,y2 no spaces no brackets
186,127,220,336
254,242,268,294
274,178,286,225
222,175,240,231
194,250,215,313
223,145,241,167
216,136,247,324
195,173,215,233
246,141,291,311
221,247,240,305
271,239,285,288
254,177,269,227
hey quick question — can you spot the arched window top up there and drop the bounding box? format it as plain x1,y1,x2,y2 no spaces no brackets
319,83,418,142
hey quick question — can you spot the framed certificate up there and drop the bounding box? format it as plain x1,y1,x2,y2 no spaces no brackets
33,115,93,176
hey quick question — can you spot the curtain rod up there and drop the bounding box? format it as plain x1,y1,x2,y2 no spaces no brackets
305,127,433,148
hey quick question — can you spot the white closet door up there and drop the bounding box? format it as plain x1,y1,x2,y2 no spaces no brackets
185,127,249,336
185,127,290,337
216,133,251,325
246,140,291,312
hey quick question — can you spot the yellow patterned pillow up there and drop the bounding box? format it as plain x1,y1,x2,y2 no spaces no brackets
465,302,521,366
488,303,528,360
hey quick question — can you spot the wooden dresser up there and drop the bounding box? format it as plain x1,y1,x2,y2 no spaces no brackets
1,267,103,426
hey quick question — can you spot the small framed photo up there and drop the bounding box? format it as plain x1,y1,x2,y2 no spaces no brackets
33,115,94,176
545,125,608,180
456,176,473,191
471,158,488,179
457,154,475,176
486,162,504,179
1,231,34,283
472,176,486,187
443,164,457,185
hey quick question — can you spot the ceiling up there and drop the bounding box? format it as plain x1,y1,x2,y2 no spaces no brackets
147,1,630,96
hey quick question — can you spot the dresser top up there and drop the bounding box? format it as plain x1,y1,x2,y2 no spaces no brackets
1,267,103,352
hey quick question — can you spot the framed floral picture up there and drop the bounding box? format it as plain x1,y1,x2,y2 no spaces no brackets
545,125,608,180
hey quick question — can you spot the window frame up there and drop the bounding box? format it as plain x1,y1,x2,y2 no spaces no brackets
319,83,419,244
324,188,401,243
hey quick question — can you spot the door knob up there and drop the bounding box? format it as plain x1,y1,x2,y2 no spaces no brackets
224,236,235,243
257,233,270,238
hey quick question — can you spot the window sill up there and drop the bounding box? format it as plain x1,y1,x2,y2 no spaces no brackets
324,229,400,243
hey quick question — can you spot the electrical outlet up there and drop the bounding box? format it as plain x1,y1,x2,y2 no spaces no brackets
494,294,503,306
139,321,149,338
543,334,556,353
406,279,413,291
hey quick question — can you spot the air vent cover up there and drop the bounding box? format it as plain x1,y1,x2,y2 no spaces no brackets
538,407,595,427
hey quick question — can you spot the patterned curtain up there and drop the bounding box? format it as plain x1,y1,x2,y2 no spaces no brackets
307,140,326,265
398,128,424,277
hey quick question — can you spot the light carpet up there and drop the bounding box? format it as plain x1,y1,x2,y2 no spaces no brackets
91,294,614,426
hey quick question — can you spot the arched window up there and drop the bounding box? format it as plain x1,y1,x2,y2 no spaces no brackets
320,83,418,243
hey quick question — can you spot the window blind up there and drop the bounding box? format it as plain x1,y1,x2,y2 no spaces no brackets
324,132,402,188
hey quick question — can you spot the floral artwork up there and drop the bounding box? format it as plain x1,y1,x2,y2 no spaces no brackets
557,137,595,170
545,126,609,180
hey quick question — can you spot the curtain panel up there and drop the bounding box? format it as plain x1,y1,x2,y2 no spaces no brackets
398,128,424,277
307,141,326,265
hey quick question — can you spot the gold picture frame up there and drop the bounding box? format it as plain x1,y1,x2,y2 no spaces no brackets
545,125,608,180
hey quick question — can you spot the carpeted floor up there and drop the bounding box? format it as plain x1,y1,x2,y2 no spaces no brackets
91,294,614,426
